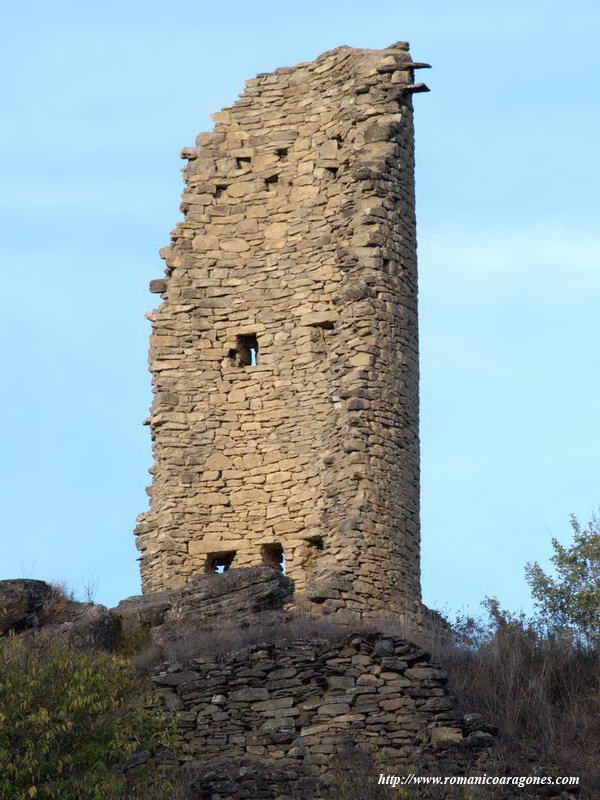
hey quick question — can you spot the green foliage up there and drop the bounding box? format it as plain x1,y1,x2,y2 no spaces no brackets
114,624,153,658
0,636,171,800
525,513,600,642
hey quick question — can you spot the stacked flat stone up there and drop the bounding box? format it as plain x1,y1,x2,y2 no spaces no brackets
136,41,430,616
150,633,493,798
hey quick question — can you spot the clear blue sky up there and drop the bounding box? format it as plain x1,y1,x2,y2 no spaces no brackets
2,0,599,617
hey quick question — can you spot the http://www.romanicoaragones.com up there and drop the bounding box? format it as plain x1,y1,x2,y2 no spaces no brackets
377,773,579,789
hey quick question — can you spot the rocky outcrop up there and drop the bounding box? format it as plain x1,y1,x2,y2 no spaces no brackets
0,578,116,648
0,579,52,634
112,566,293,646
44,601,117,649
1,569,292,650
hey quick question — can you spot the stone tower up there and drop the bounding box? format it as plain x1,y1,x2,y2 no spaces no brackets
135,42,430,616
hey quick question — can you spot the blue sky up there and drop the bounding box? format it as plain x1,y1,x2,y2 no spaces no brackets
2,0,599,616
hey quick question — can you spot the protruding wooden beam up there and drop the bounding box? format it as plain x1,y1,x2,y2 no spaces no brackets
377,62,432,73
403,83,430,93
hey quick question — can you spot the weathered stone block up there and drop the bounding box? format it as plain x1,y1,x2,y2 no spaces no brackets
0,579,52,634
429,726,464,747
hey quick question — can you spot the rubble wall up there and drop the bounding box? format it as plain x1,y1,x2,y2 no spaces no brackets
151,633,491,799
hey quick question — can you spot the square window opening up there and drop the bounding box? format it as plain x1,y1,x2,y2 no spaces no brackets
262,543,285,574
206,551,236,574
236,156,251,168
214,184,228,198
231,334,258,367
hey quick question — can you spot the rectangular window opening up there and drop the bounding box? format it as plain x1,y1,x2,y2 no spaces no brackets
232,334,258,367
276,148,288,159
265,174,279,191
261,543,285,574
313,320,335,331
214,184,228,198
303,536,324,580
206,551,236,574
236,156,251,168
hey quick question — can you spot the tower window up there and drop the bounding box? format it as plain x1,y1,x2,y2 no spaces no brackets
261,543,285,573
231,334,258,367
206,551,236,574
304,536,324,578
310,320,335,331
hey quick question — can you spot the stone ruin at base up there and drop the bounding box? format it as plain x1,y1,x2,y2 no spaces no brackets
135,40,431,619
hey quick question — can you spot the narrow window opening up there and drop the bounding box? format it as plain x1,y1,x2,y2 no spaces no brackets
206,551,236,574
236,156,251,168
276,148,288,159
309,321,335,354
382,258,391,273
304,536,324,581
312,320,335,331
262,543,285,573
233,334,258,367
214,184,228,198
265,174,279,191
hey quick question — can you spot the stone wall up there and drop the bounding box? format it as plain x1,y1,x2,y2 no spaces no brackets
135,41,430,615
151,632,493,798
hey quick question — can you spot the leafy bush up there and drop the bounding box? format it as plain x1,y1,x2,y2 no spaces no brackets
0,635,171,800
525,512,600,643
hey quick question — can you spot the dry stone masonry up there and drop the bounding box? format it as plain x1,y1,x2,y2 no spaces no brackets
136,42,430,616
150,632,494,799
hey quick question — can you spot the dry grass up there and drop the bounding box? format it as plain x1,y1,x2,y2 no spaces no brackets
155,602,450,664
38,581,77,624
160,611,357,662
431,605,600,794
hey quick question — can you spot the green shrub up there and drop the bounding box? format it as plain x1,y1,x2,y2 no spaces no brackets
0,635,170,800
525,512,600,644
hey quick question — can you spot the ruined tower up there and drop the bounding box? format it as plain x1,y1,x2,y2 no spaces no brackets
135,42,429,616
